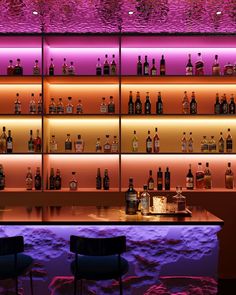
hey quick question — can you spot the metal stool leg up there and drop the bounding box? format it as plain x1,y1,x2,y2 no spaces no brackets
29,271,34,295
119,276,123,295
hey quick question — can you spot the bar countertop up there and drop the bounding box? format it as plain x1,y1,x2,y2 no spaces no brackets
0,206,223,225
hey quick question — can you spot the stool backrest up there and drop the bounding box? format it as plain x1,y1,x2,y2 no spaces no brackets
70,235,126,256
0,236,24,256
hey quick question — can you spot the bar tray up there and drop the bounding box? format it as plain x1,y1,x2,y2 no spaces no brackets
148,208,192,216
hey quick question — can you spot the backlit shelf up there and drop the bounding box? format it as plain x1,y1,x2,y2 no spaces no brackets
120,152,236,155
0,76,41,84
45,75,119,84
0,114,42,117
0,153,42,155
0,188,43,192
44,188,119,193
121,188,236,193
45,114,119,117
45,152,119,155
45,115,118,120
121,114,236,118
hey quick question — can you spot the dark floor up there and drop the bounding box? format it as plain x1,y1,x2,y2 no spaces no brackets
217,279,236,295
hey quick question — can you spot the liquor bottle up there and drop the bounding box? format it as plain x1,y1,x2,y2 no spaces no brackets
65,134,72,152
132,130,138,152
144,92,151,114
14,58,23,75
26,167,33,190
201,136,209,153
49,58,54,76
125,178,138,215
108,96,115,113
195,53,204,76
229,94,235,114
181,132,187,153
62,58,68,75
74,135,84,153
103,54,110,75
95,137,102,152
212,55,220,76
0,127,7,153
150,58,157,76
190,91,197,114
164,167,171,190
157,167,163,190
37,93,43,114
29,93,36,114
0,164,5,190
221,94,228,114
147,170,154,190
209,136,216,153
55,169,61,190
103,169,110,190
128,91,134,114
69,172,78,190
182,91,189,114
186,164,194,189
146,130,152,153
28,130,34,152
34,129,41,153
135,92,142,114
196,162,204,189
104,135,111,153
226,128,233,153
143,55,149,76
14,93,21,114
224,62,234,76
218,132,224,153
186,54,193,75
153,127,160,153
140,185,150,215
34,167,41,190
234,62,236,76
137,56,142,75
156,92,163,114
96,168,102,190
100,97,107,113
76,99,83,114
49,98,57,114
96,58,102,76
173,186,186,213
66,97,74,114
160,55,166,76
33,59,40,75
204,162,212,189
7,60,14,75
68,61,75,75
188,132,193,153
6,130,13,153
49,168,55,190
49,135,57,153
214,93,221,114
111,135,119,153
225,162,234,189
57,98,64,114
110,54,117,75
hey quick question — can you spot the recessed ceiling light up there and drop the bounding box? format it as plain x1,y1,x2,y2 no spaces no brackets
128,11,134,15
33,11,38,15
216,11,222,15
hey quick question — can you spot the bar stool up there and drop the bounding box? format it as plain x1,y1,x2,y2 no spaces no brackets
70,235,129,295
0,236,34,295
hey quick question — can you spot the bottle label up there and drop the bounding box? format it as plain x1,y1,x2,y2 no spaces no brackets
226,141,233,152
108,104,115,113
0,176,5,188
147,141,152,149
100,105,107,113
65,142,72,151
215,105,221,114
225,175,234,189
182,142,187,152
186,66,193,75
7,142,13,149
126,192,137,201
132,141,138,150
15,104,21,114
126,200,137,214
49,105,56,113
50,143,57,152
196,172,204,188
204,176,212,189
148,182,154,190
154,139,160,151
111,143,118,153
144,66,149,75
104,144,111,152
66,106,73,113
70,181,77,190
186,177,194,188
26,177,33,189
55,179,61,189
103,178,110,189
141,197,149,213
136,103,142,113
75,142,83,152
28,142,34,152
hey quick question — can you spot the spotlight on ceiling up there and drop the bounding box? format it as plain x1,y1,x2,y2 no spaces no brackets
128,11,134,15
33,11,38,15
216,11,222,15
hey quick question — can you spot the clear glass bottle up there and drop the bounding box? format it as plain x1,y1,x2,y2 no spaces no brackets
68,61,75,75
204,162,212,189
110,54,117,75
140,185,150,215
26,167,33,190
104,135,111,153
225,162,234,189
62,58,68,75
74,135,84,153
33,59,40,75
95,137,102,152
76,99,83,114
49,135,57,153
201,136,209,153
37,93,43,114
173,186,186,212
209,136,216,153
7,59,14,75
69,172,78,190
182,91,189,114
181,132,187,153
111,135,119,153
29,93,36,114
132,130,138,152
65,134,72,152
66,97,74,114
57,98,64,114
14,93,21,114
100,97,107,113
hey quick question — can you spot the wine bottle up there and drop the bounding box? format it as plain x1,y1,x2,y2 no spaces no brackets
157,167,163,190
144,92,151,114
164,167,170,190
147,170,154,190
186,164,194,190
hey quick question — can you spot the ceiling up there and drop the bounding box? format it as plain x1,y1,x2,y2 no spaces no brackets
0,0,236,33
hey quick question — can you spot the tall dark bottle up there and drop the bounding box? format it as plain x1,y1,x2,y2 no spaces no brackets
157,167,163,190
214,93,221,114
14,58,23,75
164,167,170,190
186,54,193,75
146,130,152,153
144,92,151,114
137,56,142,75
229,95,235,114
103,169,110,190
49,58,54,76
156,92,163,114
135,92,142,114
35,167,41,190
96,168,102,190
128,91,134,114
55,169,61,190
49,168,55,190
0,164,5,190
190,91,197,114
96,58,102,76
125,178,138,215
103,54,110,75
143,55,149,76
150,59,157,76
6,130,13,153
160,55,166,76
186,164,194,190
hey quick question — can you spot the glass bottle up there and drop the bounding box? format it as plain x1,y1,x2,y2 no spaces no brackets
125,177,138,215
49,168,55,190
7,60,14,75
218,132,224,153
49,135,57,153
100,97,107,113
196,162,204,189
14,58,23,75
34,167,41,190
165,167,171,190
212,54,220,76
201,136,208,153
186,54,193,75
132,130,138,152
65,134,72,152
95,137,102,152
160,55,166,76
186,164,194,190
14,93,21,114
6,130,13,153
195,52,204,76
34,129,41,153
173,186,186,212
156,92,163,114
135,91,142,114
26,167,33,190
150,58,157,76
33,59,40,75
49,98,56,114
187,132,193,153
226,128,233,153
103,169,110,190
143,55,149,76
146,130,152,153
49,58,54,76
69,172,78,190
0,127,7,153
137,56,142,75
214,93,221,114
108,96,115,113
28,130,34,153
157,167,163,190
74,135,84,153
37,93,43,114
144,92,151,114
29,93,36,114
68,61,75,75
140,185,150,215
182,91,189,114
103,54,110,75
209,136,216,153
224,62,234,76
229,94,235,114
204,162,212,189
104,135,111,153
66,97,74,114
147,170,154,190
221,94,228,114
181,132,187,153
96,168,102,190
76,99,83,114
225,162,234,189
57,98,64,114
190,91,197,114
55,168,61,190
153,127,160,153
0,164,5,190
62,58,68,75
96,58,102,76
128,91,134,114
111,135,119,153
110,54,117,75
